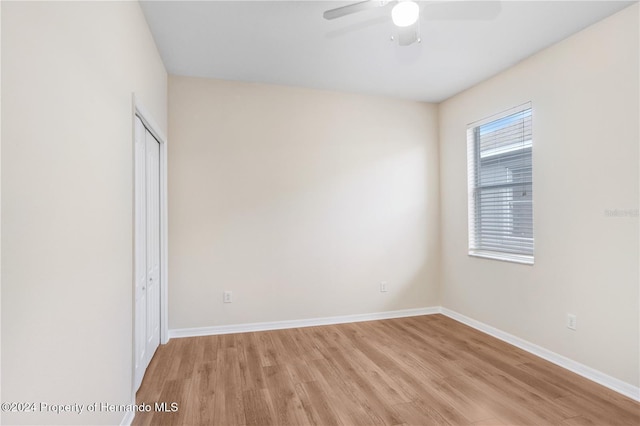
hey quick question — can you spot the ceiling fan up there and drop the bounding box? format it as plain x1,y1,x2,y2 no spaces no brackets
323,1,502,47
324,1,422,46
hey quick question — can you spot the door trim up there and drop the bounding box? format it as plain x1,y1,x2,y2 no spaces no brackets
131,94,169,385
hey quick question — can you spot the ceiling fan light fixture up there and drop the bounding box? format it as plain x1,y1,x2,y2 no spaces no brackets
391,1,419,27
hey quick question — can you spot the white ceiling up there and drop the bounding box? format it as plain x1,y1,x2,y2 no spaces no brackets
140,1,635,103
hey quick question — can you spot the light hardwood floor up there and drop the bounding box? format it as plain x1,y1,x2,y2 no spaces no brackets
133,314,639,425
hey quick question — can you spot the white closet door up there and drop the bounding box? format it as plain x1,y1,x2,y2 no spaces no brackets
134,116,148,390
134,116,161,391
145,128,161,360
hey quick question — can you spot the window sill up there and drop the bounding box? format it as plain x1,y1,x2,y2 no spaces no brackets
469,250,534,265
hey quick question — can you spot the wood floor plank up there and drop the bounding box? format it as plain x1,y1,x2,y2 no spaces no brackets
285,360,315,384
175,337,198,380
263,364,311,425
152,378,192,426
448,374,541,425
242,388,275,426
212,347,245,426
257,331,284,367
237,332,267,391
393,400,457,426
307,357,384,425
427,376,496,423
414,385,473,425
319,346,404,425
555,394,639,425
559,415,599,425
184,361,216,425
520,359,640,411
471,418,509,425
294,380,342,426
478,373,568,424
287,327,325,362
133,315,640,426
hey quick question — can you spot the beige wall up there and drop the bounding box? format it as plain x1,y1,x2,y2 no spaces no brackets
1,2,167,425
439,4,639,387
168,76,440,329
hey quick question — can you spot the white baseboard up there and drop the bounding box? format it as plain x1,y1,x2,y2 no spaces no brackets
169,307,439,339
440,307,640,402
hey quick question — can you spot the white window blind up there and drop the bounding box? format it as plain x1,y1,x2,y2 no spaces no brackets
467,103,534,264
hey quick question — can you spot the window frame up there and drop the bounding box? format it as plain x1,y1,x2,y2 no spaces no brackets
467,103,534,265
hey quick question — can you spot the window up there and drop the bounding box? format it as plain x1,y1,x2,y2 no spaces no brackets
467,103,533,264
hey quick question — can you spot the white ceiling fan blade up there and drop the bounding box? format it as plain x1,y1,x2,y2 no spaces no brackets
323,1,391,20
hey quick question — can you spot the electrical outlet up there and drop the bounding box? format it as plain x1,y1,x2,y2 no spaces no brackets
223,291,233,303
567,314,576,330
380,281,388,292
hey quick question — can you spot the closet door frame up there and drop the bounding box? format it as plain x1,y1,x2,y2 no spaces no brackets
132,95,169,384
